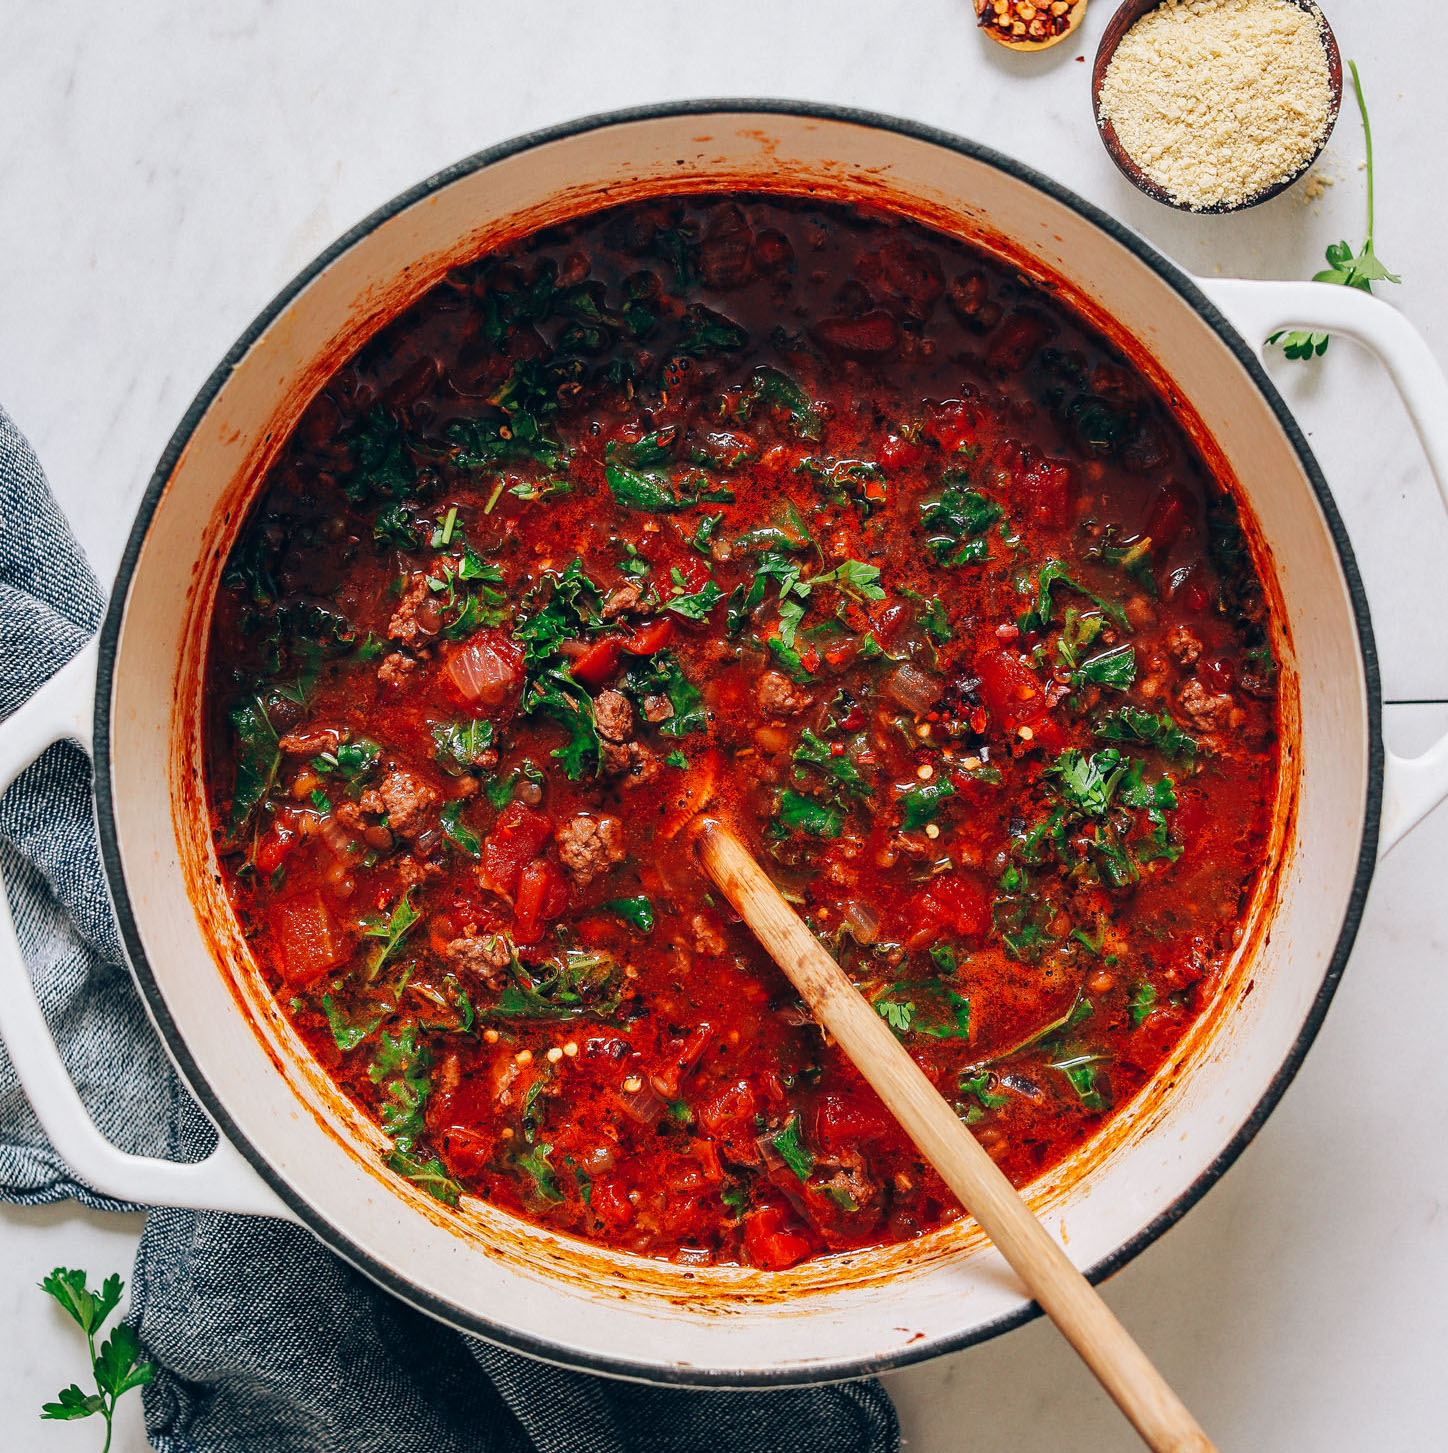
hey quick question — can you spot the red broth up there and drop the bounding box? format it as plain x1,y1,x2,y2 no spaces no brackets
203,195,1279,1268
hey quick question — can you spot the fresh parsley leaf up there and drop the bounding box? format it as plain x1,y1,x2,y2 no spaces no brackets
516,1141,564,1202
766,1113,815,1182
1049,748,1127,816
1129,982,1159,1027
1074,643,1137,692
604,895,655,932
810,558,886,602
881,982,970,1040
361,889,421,978
665,570,724,621
440,799,481,858
776,596,806,649
385,1148,464,1206
900,778,956,831
792,729,872,801
228,695,280,833
664,749,688,768
1021,560,1130,635
921,473,1003,566
733,365,823,441
875,996,914,1033
1270,63,1400,361
432,718,497,774
775,788,843,839
40,1269,155,1439
1096,707,1198,761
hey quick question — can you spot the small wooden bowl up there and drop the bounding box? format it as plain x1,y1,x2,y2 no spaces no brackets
1091,0,1343,212
975,0,1088,53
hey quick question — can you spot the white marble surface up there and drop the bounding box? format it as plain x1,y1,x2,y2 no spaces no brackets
2,2,1446,1448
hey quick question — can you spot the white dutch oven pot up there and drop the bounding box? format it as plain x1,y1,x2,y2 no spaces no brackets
4,105,1448,1387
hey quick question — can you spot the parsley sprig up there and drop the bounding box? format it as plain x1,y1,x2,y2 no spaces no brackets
40,1268,155,1452
1270,61,1400,361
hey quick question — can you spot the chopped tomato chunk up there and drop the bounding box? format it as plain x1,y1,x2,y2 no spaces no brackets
591,1177,634,1231
1145,482,1195,555
743,1205,814,1270
253,818,298,876
513,858,567,944
480,803,553,898
569,637,621,689
975,648,1048,733
698,1078,759,1144
621,617,674,654
814,1091,893,1153
904,872,989,948
270,892,346,988
812,310,899,358
1013,451,1077,529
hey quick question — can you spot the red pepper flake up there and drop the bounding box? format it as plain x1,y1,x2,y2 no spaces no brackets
800,646,822,673
830,743,846,757
977,0,1078,45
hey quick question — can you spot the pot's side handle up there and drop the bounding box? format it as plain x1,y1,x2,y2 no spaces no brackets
1199,278,1448,859
0,642,296,1219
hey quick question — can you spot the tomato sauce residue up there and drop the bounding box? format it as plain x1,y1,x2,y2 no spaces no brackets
203,195,1280,1269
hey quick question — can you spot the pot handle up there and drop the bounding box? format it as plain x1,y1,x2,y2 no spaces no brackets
0,641,295,1219
1199,278,1448,858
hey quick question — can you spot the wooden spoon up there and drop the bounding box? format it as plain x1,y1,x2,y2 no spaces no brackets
695,817,1215,1453
976,0,1088,53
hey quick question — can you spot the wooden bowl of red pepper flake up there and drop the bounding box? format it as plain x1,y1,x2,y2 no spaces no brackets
975,0,1087,50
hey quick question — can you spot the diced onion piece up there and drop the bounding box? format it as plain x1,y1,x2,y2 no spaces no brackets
841,898,880,946
884,662,939,716
445,631,523,707
318,815,355,858
615,1076,669,1128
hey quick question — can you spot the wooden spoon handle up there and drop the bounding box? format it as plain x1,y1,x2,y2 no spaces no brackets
696,819,1215,1453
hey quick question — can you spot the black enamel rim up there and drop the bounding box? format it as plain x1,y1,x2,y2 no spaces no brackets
92,100,1384,1388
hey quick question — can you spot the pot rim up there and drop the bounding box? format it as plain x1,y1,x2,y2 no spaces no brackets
91,98,1385,1386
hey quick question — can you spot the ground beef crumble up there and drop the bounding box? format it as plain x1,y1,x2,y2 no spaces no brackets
756,669,813,717
442,932,512,990
373,769,437,838
555,813,625,887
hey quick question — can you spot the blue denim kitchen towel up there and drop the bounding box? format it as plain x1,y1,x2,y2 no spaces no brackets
0,402,900,1453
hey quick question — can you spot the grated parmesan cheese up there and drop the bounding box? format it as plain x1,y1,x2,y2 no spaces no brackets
1098,0,1334,211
